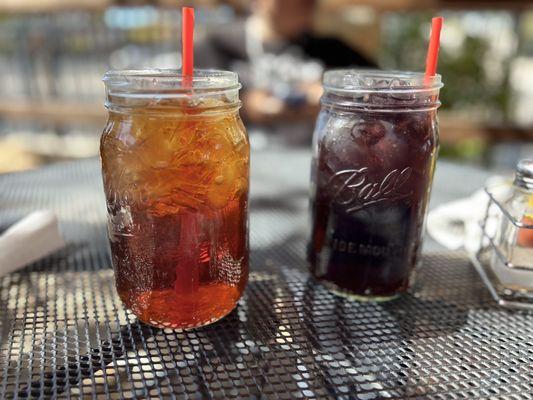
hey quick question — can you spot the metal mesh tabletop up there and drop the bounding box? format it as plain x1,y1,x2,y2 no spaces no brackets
1,152,532,399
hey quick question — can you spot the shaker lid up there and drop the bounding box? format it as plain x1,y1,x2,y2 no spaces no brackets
514,159,533,190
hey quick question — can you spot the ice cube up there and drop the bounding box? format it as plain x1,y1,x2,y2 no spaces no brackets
351,119,387,147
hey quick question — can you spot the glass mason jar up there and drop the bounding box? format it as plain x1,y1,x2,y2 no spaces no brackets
101,69,249,329
308,69,443,300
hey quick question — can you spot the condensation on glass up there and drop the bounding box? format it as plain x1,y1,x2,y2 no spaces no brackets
308,69,442,300
101,69,249,329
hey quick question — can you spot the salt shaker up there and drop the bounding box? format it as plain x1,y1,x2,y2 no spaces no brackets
491,159,533,290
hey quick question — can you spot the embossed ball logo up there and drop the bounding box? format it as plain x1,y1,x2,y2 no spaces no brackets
328,167,413,212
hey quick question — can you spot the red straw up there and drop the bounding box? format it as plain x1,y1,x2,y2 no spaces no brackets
181,7,195,84
424,17,443,84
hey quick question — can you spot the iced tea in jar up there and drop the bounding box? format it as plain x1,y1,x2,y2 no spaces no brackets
101,69,249,329
308,69,442,300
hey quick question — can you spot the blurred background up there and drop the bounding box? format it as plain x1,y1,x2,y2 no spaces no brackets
0,0,531,173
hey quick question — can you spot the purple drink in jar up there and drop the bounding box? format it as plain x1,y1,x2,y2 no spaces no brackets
308,70,443,300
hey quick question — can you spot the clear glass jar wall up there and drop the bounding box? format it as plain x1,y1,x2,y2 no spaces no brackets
101,69,249,329
308,69,442,300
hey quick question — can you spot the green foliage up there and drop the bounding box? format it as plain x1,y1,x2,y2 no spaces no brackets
379,12,514,123
439,138,487,161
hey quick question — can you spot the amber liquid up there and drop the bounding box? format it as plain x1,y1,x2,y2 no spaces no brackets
101,102,249,329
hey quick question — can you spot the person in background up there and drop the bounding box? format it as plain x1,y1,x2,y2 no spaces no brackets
197,0,376,145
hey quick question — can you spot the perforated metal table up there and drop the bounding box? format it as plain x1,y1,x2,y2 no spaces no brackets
1,150,532,399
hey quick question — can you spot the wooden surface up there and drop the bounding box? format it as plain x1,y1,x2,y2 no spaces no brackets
0,100,105,125
1,100,530,145
1,0,531,13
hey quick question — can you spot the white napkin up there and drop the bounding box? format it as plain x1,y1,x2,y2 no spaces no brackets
0,210,66,276
427,176,511,253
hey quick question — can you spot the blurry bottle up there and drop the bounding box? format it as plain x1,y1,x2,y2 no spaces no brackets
491,159,533,290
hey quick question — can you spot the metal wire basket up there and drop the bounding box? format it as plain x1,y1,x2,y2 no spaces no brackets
471,184,533,309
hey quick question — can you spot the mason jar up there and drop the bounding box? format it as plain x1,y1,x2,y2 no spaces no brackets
308,69,443,300
101,69,249,329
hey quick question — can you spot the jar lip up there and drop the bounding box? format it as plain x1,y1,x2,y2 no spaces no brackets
323,69,443,94
103,68,241,96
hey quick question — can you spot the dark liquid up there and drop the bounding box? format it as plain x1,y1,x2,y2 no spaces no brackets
308,109,437,298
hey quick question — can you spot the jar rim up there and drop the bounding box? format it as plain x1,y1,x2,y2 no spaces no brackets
103,68,241,98
323,69,443,94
